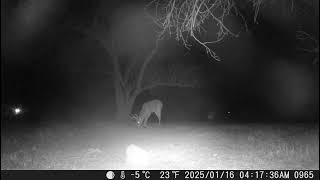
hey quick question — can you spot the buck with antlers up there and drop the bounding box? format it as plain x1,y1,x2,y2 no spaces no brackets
130,99,163,127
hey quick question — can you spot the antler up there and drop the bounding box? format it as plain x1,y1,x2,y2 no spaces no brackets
130,114,140,122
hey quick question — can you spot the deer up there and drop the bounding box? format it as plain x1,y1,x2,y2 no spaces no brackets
130,99,163,127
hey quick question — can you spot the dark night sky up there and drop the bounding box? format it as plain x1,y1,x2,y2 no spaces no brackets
1,0,318,122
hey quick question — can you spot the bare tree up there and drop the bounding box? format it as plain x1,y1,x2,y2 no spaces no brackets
65,0,316,123
296,29,319,122
144,0,267,61
296,30,319,64
71,5,199,123
146,0,319,61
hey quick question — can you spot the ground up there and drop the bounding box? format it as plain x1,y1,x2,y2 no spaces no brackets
1,119,319,170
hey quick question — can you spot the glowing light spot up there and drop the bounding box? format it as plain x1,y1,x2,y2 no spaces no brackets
14,108,21,115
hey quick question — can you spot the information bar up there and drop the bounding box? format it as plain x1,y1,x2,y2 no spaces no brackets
2,170,319,180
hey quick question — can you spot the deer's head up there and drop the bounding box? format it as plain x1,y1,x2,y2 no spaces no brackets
130,114,143,127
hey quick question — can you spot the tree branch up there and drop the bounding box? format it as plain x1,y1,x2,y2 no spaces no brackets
135,41,159,91
123,61,137,87
137,81,197,95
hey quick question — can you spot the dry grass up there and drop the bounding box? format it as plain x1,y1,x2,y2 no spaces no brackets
1,121,319,170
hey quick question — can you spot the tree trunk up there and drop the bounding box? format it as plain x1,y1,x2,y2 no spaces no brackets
115,98,134,124
114,87,135,124
111,44,158,124
112,55,135,124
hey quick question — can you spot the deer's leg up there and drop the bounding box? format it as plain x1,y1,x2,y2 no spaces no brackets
155,111,161,125
143,115,148,127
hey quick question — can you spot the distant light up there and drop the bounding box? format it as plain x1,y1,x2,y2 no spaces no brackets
14,108,22,115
